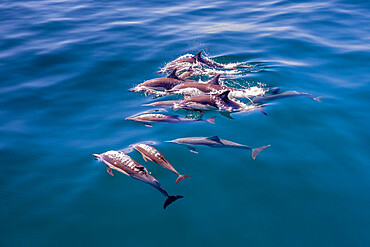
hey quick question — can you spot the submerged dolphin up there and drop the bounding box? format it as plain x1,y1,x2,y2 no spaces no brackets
252,90,322,104
166,136,270,159
174,90,245,112
130,69,192,92
130,143,192,184
172,52,230,69
126,113,216,127
177,67,195,81
93,151,183,209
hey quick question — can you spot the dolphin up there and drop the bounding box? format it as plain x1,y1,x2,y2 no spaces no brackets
130,143,192,184
177,67,196,81
125,113,216,127
174,90,245,112
252,90,322,104
172,52,229,69
130,69,193,92
166,136,270,159
93,151,183,209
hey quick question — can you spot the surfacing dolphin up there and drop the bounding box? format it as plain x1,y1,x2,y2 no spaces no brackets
170,52,232,69
167,75,223,95
252,89,322,104
93,151,183,209
126,113,216,127
173,90,246,112
166,136,270,159
130,143,192,184
130,69,194,93
177,67,195,80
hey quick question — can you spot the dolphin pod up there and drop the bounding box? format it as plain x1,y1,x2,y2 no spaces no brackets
93,52,321,210
93,151,183,209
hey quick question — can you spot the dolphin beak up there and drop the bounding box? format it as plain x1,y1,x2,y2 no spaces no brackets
93,154,100,159
164,140,174,143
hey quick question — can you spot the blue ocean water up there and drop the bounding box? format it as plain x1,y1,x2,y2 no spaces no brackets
0,0,369,246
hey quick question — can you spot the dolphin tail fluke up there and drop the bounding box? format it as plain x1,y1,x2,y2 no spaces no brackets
176,174,193,184
206,116,216,124
270,87,280,94
313,96,323,102
164,195,184,210
252,145,271,159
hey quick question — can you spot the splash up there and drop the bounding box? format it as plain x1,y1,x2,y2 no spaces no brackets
159,53,265,77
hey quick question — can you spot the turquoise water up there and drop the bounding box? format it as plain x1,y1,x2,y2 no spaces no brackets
1,0,369,246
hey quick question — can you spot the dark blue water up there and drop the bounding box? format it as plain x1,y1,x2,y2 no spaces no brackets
1,0,369,246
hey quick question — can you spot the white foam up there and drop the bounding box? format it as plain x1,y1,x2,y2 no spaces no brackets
160,53,264,77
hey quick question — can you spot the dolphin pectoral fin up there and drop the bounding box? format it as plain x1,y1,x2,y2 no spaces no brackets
106,166,114,176
164,195,184,210
251,145,271,159
220,111,234,119
141,154,148,162
187,146,198,154
259,105,268,116
144,124,152,127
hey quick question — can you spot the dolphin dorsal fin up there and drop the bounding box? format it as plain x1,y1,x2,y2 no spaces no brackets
218,90,230,101
271,87,280,94
207,74,220,85
167,69,179,79
193,52,202,61
170,115,179,119
207,136,221,142
186,66,193,72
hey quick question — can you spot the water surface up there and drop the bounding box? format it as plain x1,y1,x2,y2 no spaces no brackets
0,0,369,246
